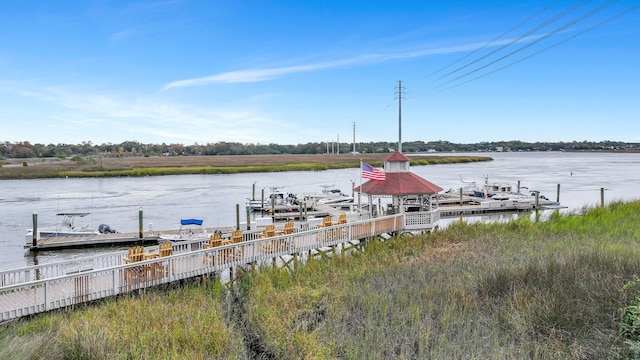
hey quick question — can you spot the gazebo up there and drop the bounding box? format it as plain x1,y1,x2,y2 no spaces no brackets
355,152,443,229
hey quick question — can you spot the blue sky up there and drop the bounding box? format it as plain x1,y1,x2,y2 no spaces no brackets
1,1,638,146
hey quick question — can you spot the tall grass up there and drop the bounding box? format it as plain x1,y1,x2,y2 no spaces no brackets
236,201,640,359
3,202,639,358
0,282,243,359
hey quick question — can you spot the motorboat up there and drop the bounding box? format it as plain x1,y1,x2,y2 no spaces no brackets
248,187,300,212
159,218,211,242
26,212,117,240
302,185,354,209
446,175,548,202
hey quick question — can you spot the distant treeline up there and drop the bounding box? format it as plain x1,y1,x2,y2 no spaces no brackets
1,139,638,159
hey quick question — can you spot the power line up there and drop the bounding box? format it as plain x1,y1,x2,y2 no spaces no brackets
435,0,618,90
435,0,591,82
438,4,638,92
430,0,562,77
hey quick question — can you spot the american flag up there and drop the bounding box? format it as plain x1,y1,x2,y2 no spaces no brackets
362,162,385,181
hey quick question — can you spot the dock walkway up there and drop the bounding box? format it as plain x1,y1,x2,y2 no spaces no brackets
3,212,431,322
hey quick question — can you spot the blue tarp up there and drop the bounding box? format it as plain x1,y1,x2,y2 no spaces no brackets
181,218,203,226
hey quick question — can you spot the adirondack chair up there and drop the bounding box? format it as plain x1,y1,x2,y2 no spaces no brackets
123,246,145,284
231,230,244,259
158,241,173,257
318,216,333,228
278,221,296,251
259,224,276,238
204,232,223,248
332,213,347,225
259,225,278,253
202,233,223,266
276,221,295,235
124,246,144,263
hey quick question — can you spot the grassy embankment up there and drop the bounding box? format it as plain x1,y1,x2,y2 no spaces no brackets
0,154,490,179
3,202,640,359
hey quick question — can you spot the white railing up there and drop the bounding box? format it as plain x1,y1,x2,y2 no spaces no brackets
404,209,440,230
1,211,435,322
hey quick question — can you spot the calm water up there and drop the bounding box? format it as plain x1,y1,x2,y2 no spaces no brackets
1,151,638,271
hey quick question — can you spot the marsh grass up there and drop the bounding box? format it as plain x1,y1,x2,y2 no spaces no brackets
0,282,243,360
0,154,491,179
237,201,640,359
4,201,638,358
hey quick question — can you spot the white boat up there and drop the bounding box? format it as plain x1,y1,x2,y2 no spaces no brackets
248,187,300,212
302,185,354,208
444,176,484,197
474,181,514,199
26,212,117,240
447,175,548,201
302,185,346,201
159,218,211,242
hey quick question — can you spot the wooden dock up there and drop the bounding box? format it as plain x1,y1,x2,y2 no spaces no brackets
3,213,414,323
24,196,561,251
437,195,562,218
268,203,343,222
26,210,349,252
25,232,161,251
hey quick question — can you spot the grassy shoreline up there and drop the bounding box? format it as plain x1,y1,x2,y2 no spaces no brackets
0,154,491,179
2,201,640,358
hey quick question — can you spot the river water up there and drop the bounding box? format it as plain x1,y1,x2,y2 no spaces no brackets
1,151,638,271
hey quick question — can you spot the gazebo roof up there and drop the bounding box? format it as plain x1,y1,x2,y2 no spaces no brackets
355,172,443,195
384,152,411,162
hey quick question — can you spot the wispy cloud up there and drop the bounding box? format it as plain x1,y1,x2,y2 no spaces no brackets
162,55,378,89
162,46,481,90
110,29,136,43
4,85,288,144
161,39,526,90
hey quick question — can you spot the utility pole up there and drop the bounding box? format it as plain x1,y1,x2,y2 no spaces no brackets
395,80,404,153
337,134,340,155
352,122,356,154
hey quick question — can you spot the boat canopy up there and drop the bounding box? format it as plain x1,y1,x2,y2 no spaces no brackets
181,218,203,226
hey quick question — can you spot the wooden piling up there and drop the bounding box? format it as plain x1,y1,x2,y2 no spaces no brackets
299,202,303,221
235,204,240,230
138,208,143,239
32,212,38,247
246,206,251,230
261,188,265,215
